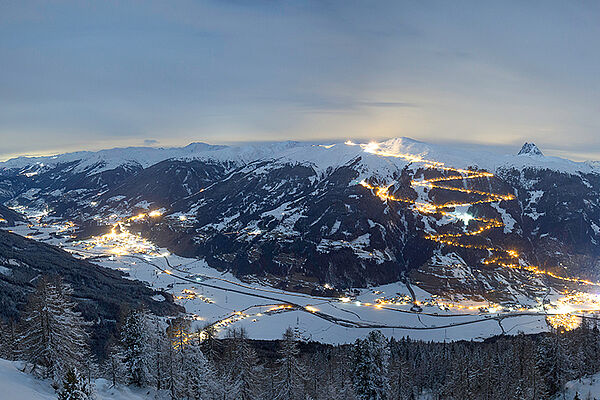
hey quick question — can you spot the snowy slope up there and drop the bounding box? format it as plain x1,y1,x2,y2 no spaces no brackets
0,359,165,400
372,137,598,175
0,141,304,175
558,372,600,399
3,137,600,335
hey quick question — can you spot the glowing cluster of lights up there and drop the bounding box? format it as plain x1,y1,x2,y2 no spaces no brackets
546,314,582,331
75,209,164,256
175,289,214,303
265,304,294,314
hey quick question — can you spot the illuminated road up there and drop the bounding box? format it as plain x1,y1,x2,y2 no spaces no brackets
126,253,590,333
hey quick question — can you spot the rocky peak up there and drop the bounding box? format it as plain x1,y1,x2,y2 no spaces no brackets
518,142,544,156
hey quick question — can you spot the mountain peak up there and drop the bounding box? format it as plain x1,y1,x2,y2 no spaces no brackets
518,142,544,156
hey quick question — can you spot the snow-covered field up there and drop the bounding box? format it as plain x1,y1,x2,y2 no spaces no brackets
557,374,600,400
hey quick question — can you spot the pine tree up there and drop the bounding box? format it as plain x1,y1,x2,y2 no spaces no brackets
273,327,306,400
199,323,221,363
389,338,413,400
17,277,89,382
119,307,152,387
149,317,169,391
337,378,358,400
352,331,390,400
0,319,9,358
58,367,94,400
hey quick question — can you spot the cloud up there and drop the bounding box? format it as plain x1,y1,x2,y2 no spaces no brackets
0,1,599,161
143,139,159,146
360,102,419,108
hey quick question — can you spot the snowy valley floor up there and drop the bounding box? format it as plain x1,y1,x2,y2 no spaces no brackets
4,216,564,343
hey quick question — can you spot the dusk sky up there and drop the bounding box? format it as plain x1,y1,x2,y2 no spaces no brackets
1,1,599,161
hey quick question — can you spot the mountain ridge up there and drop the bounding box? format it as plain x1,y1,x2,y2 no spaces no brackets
1,138,597,177
2,138,600,306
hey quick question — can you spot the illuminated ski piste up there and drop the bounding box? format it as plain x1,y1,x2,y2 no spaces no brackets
353,140,600,288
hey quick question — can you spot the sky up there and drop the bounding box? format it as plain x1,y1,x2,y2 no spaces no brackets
1,1,599,161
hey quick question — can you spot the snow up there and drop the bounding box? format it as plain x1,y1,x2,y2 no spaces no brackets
4,137,598,345
0,359,160,400
491,203,517,233
559,373,600,399
0,359,56,400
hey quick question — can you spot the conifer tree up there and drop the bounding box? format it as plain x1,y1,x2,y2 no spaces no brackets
182,339,221,400
389,338,413,400
198,323,221,363
119,307,152,387
150,317,169,391
225,328,262,400
101,337,126,387
57,367,94,400
17,277,89,382
352,330,389,400
536,333,570,397
0,319,10,359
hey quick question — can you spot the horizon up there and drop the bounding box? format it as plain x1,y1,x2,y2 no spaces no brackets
0,136,592,164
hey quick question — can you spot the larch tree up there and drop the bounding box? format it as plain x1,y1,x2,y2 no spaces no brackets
17,277,89,382
273,327,306,400
225,328,262,400
182,339,221,400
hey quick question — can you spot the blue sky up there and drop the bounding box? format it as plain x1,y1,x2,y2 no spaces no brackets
1,1,599,160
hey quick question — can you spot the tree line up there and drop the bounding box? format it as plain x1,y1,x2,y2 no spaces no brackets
1,276,599,399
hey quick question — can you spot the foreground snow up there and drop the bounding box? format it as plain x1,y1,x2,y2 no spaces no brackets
559,373,600,400
0,359,165,400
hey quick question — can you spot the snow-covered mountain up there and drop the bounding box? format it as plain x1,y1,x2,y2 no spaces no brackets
2,137,600,304
2,137,597,177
